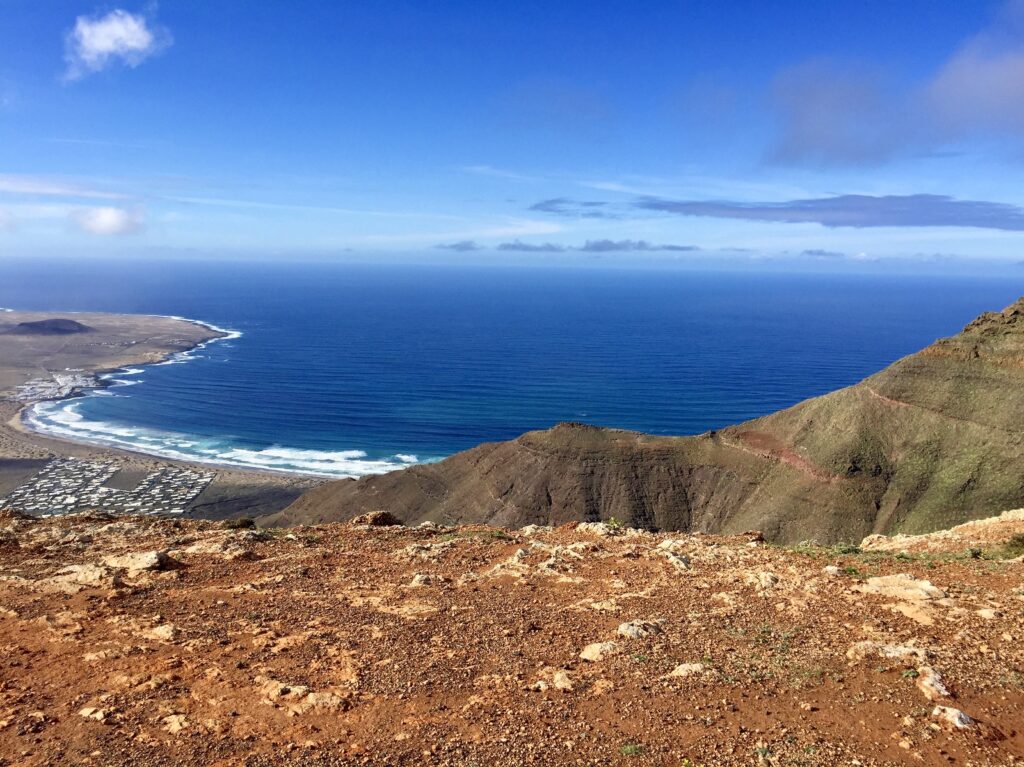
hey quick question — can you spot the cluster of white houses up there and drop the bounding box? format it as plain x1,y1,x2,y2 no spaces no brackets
0,458,214,516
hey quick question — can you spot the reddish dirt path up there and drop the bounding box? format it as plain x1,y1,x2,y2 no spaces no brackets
866,386,1021,434
722,430,838,482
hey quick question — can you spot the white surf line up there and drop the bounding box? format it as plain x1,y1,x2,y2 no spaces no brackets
19,310,244,452
16,310,428,477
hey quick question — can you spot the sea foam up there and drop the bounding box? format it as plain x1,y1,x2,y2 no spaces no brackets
26,400,418,477
21,315,420,478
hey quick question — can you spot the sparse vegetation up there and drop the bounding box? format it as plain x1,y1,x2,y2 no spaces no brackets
440,529,515,542
989,533,1024,559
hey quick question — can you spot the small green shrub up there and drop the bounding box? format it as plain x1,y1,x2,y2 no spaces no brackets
998,533,1024,559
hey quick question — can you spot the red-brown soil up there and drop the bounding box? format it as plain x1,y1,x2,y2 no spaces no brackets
1,511,1022,766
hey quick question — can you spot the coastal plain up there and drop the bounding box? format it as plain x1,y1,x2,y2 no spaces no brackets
0,310,321,518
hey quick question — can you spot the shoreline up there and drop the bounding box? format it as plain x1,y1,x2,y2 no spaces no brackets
11,311,426,479
3,308,418,482
1,307,327,481
3,309,310,480
0,307,325,518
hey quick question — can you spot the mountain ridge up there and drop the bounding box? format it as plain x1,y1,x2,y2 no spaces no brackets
264,298,1024,543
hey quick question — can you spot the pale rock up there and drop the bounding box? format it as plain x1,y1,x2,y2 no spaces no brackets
575,522,620,537
579,641,619,662
916,666,951,701
289,691,348,715
746,571,779,590
162,714,189,734
617,619,665,640
846,640,928,663
823,565,841,577
669,663,706,678
931,705,974,731
43,564,123,593
658,550,691,573
890,601,935,626
102,550,172,573
520,524,552,536
855,574,945,601
143,623,179,642
552,670,574,691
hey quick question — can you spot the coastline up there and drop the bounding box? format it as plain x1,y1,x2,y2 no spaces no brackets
0,309,324,518
5,307,426,480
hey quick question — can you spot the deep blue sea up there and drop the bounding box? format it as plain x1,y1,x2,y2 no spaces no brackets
1,258,1021,476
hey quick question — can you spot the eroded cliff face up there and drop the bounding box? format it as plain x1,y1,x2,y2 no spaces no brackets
267,299,1024,544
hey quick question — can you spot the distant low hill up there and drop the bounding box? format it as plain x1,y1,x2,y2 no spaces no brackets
10,318,92,335
264,298,1024,543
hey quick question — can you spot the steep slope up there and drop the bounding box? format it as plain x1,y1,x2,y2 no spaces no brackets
266,299,1024,543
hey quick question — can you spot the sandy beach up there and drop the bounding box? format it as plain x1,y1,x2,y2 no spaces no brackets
0,310,322,519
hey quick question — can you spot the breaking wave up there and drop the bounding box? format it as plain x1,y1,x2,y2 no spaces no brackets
21,314,421,478
25,399,420,477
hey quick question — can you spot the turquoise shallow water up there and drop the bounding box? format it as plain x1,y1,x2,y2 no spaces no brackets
2,258,1021,476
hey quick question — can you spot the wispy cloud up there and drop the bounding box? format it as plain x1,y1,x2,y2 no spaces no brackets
800,248,846,259
435,240,484,251
451,239,699,253
528,198,617,218
71,206,143,235
461,165,540,183
636,194,1024,231
579,239,700,252
356,218,562,246
528,192,1024,231
768,1,1024,165
0,174,127,200
64,8,171,82
496,240,566,252
769,60,907,166
0,210,15,232
168,195,464,220
927,1,1024,137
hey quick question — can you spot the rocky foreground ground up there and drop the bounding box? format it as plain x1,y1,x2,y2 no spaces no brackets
0,511,1022,767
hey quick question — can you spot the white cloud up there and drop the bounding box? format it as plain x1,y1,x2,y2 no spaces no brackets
0,174,126,200
768,0,1024,165
71,206,143,235
461,165,541,183
927,2,1024,136
64,9,171,81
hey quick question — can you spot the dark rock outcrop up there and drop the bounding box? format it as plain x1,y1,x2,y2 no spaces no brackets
11,318,92,335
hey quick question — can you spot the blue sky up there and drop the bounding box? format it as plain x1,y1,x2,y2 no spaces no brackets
3,0,1024,267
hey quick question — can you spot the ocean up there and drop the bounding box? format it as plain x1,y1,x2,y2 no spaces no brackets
2,258,1021,477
